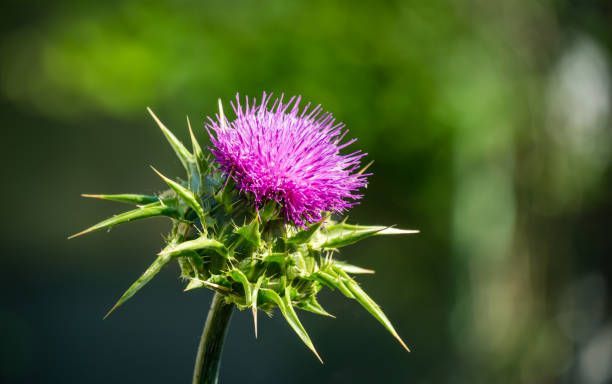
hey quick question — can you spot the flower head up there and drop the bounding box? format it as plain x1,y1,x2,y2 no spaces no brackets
207,93,368,226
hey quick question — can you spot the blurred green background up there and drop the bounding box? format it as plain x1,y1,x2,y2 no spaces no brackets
1,0,611,383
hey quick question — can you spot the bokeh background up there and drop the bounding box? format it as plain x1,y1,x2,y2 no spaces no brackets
1,0,611,383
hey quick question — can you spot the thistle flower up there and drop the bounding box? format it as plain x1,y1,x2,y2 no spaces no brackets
207,93,367,226
70,97,418,383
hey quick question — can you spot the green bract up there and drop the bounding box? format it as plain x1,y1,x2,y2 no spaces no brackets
70,107,418,361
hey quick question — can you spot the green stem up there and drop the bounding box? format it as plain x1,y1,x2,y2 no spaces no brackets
192,293,234,384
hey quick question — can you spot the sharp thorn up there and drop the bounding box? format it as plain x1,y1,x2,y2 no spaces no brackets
252,305,258,339
396,335,411,352
103,303,120,320
81,194,102,199
67,229,89,240
358,160,374,175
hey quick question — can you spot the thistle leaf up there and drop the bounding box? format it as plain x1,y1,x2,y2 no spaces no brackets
151,167,205,223
251,275,265,338
333,261,375,275
81,193,160,205
313,271,355,299
177,256,192,279
160,236,228,258
184,278,231,293
377,227,420,235
235,219,261,249
263,252,286,263
335,267,410,351
297,296,335,318
68,203,177,239
258,201,279,222
186,116,204,163
104,252,173,318
229,269,252,307
311,271,335,289
316,223,419,249
184,278,204,291
147,107,194,171
186,116,207,192
260,288,323,363
287,220,323,245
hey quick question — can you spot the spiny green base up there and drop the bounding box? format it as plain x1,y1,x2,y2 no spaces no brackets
70,107,418,366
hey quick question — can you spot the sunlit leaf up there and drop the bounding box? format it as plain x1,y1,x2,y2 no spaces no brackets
297,296,335,318
186,115,204,163
68,202,177,239
313,270,355,299
186,115,208,189
315,222,418,249
260,288,323,363
335,267,410,351
151,167,205,223
251,275,265,338
104,252,173,318
160,236,228,258
184,278,231,293
333,260,375,275
184,278,204,291
262,252,287,266
234,219,261,249
229,269,252,307
147,107,194,171
81,193,159,205
287,220,323,245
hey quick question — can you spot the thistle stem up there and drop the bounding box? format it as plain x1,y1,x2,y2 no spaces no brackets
192,293,234,384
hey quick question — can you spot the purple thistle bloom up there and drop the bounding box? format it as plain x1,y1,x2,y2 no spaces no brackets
206,93,369,226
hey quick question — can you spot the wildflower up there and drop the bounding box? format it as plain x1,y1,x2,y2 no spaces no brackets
71,97,417,383
207,93,367,226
